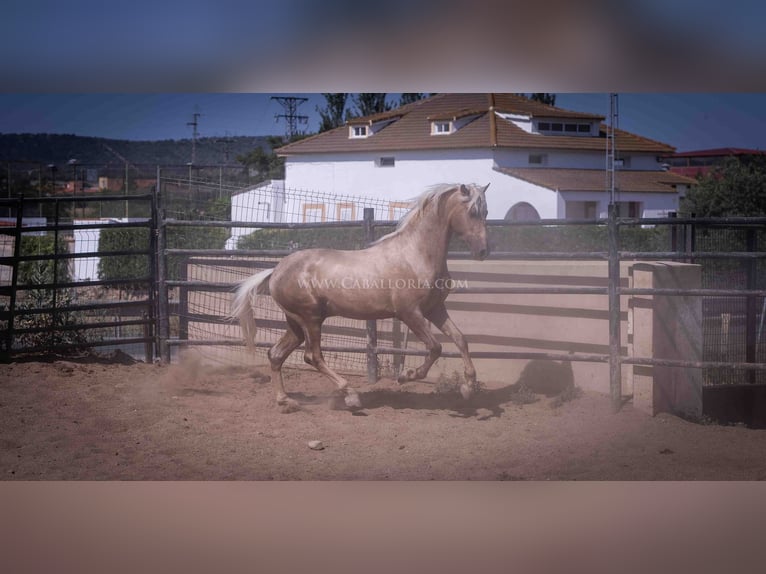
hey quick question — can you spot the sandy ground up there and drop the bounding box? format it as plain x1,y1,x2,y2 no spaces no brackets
2,353,766,480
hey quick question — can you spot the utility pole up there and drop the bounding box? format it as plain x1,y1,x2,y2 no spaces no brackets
216,133,234,165
187,110,202,165
271,96,308,141
606,93,619,206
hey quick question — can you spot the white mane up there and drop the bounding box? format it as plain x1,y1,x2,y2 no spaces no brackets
373,183,471,245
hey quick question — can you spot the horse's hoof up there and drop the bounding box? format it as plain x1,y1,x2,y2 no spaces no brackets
397,368,416,383
460,384,474,401
344,392,362,409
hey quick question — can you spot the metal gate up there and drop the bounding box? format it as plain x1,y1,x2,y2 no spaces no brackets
0,191,158,362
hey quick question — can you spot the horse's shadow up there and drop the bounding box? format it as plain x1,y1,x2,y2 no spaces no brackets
311,360,576,420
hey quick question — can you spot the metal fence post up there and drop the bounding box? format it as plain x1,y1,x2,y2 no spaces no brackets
154,168,170,363
746,227,757,384
3,196,24,358
608,203,622,412
363,207,378,383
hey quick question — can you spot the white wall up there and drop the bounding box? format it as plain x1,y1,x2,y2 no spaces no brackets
285,149,562,221
282,144,682,225
558,191,680,219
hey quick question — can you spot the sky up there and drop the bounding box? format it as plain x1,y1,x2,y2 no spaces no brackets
0,93,765,153
2,1,766,152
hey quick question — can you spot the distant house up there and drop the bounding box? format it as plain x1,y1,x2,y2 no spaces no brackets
275,93,696,221
662,148,766,179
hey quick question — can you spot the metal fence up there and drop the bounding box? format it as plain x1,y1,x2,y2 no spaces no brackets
2,169,766,415
1,192,157,361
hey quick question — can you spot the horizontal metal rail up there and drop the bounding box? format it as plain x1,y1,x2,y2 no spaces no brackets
14,221,152,234
8,299,152,315
1,248,151,264
12,318,151,335
0,193,153,205
169,338,766,370
5,277,152,292
10,337,152,355
621,251,766,260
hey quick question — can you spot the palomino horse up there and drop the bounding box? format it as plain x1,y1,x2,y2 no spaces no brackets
232,183,490,412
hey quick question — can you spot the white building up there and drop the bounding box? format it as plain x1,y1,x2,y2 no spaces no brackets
275,93,696,221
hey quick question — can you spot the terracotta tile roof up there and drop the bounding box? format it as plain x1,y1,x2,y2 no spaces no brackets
277,93,676,156
665,148,766,158
496,167,697,193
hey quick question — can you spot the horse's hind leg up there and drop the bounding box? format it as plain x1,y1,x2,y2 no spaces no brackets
303,319,362,409
268,315,304,413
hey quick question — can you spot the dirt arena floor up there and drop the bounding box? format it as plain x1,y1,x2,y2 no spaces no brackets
2,353,766,480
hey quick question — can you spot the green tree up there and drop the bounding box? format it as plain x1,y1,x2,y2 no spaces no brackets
349,93,391,117
236,136,285,181
398,93,427,106
316,93,348,132
681,155,766,217
515,93,556,106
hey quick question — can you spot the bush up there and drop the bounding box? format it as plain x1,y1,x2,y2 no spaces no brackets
18,234,71,286
97,227,151,291
13,234,86,351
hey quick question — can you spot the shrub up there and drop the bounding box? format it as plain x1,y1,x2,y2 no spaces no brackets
97,227,151,291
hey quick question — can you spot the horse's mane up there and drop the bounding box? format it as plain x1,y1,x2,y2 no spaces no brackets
372,183,463,245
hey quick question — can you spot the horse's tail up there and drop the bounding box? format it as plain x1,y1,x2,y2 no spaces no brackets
231,268,274,349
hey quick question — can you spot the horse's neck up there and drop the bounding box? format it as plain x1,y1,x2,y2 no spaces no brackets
389,213,452,272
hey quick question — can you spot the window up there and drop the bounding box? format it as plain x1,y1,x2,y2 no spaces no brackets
616,201,641,218
565,200,599,220
376,156,395,167
336,202,356,221
302,203,326,222
528,153,547,166
537,121,593,135
350,125,368,138
388,201,411,220
431,121,452,135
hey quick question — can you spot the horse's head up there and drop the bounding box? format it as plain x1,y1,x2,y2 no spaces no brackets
448,183,490,261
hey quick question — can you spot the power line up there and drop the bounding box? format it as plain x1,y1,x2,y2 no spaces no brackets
271,96,308,140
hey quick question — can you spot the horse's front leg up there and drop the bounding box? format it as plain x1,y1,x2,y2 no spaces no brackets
426,303,478,400
396,309,442,383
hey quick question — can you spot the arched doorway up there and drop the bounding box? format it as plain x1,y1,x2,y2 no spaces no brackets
505,202,541,221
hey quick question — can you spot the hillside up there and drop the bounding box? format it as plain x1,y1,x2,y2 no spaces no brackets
0,133,273,167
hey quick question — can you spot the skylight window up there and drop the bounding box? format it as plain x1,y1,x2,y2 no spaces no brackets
431,121,452,135
537,120,593,136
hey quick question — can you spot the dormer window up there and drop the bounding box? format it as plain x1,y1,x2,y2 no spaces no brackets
432,121,452,135
350,125,368,138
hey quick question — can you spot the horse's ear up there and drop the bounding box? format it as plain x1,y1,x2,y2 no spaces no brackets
460,184,470,197
483,183,491,193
